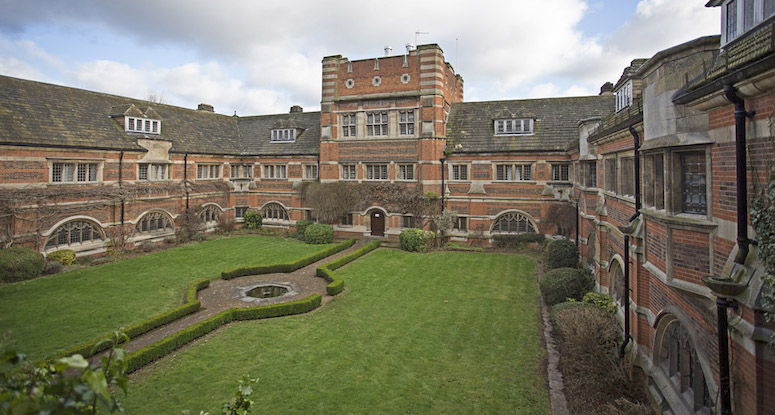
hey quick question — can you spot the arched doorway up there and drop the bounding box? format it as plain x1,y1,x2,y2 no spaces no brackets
370,211,385,236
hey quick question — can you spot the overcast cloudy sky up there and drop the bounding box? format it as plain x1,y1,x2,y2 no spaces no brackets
0,0,719,115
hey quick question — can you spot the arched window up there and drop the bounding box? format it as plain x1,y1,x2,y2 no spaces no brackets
585,230,596,265
199,205,221,225
658,319,712,412
135,212,174,234
262,203,289,221
610,261,626,304
45,219,104,251
492,212,536,234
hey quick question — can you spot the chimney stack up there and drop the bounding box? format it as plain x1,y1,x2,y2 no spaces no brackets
384,46,392,56
599,82,614,96
290,105,303,113
197,103,214,112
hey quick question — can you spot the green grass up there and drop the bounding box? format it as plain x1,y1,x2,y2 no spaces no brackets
123,250,550,414
0,235,334,361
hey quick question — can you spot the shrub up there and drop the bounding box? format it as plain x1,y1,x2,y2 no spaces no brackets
546,238,580,269
46,249,76,266
582,291,617,314
492,234,546,250
218,215,237,233
304,223,334,244
399,228,431,253
0,246,45,283
43,261,64,275
295,220,313,237
243,210,263,230
540,267,594,306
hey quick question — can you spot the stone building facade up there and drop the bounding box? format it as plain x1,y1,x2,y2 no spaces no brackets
1,2,774,413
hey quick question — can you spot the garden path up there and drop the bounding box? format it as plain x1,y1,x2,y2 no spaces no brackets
90,239,369,363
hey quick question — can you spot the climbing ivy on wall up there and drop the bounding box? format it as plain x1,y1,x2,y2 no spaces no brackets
751,160,775,349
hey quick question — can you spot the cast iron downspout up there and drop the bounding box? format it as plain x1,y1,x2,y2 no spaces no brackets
717,298,733,415
184,154,190,211
575,201,580,248
440,158,446,212
723,84,753,265
619,235,631,358
628,126,641,221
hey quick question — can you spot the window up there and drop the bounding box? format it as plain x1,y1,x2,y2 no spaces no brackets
494,119,533,135
727,0,738,41
604,158,617,193
340,213,354,226
723,0,775,43
495,164,532,181
399,110,414,135
552,164,570,181
680,152,707,215
658,319,713,413
615,80,633,112
451,164,469,181
342,114,356,137
367,112,388,136
305,164,318,179
645,154,665,210
135,212,174,234
454,217,467,232
197,164,221,179
492,212,536,234
199,205,221,225
398,164,415,181
402,215,415,228
235,206,248,219
584,161,597,188
262,203,289,221
51,162,99,183
366,164,388,180
138,163,168,181
621,157,635,196
45,219,104,251
744,0,755,31
230,164,253,179
767,0,775,18
342,164,357,180
271,129,296,142
126,117,161,134
264,165,287,179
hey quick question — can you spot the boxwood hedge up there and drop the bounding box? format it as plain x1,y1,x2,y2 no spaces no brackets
316,240,380,295
221,239,356,279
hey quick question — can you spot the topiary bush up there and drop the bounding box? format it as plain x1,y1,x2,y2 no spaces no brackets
243,210,263,230
546,238,580,270
295,220,313,239
46,249,76,266
304,223,334,244
540,267,595,306
0,246,45,283
399,228,431,253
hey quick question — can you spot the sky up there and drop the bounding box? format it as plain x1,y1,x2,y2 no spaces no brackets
0,0,720,116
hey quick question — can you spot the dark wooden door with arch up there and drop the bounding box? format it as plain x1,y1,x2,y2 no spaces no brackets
370,211,385,236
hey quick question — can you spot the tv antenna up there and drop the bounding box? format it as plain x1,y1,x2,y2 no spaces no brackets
415,31,429,46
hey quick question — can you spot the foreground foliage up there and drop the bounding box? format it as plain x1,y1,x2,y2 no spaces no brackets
539,267,594,305
0,246,45,283
545,238,579,270
751,160,775,349
123,250,550,414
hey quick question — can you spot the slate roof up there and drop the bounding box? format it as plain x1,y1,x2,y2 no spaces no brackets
0,75,320,156
446,95,615,154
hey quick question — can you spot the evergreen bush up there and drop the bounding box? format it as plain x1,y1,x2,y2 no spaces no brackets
295,220,313,239
540,267,595,305
0,246,45,283
546,238,580,269
399,228,431,252
582,291,618,314
304,223,334,244
243,210,263,229
46,249,76,266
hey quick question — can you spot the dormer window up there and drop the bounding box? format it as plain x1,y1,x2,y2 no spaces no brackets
494,119,533,135
721,0,775,44
126,117,161,134
271,129,296,142
615,80,633,112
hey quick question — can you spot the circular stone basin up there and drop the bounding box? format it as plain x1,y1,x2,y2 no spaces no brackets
246,285,288,299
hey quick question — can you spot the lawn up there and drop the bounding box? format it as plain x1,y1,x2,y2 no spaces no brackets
123,249,550,414
0,235,335,361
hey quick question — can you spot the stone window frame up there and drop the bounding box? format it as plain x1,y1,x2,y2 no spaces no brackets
43,218,105,253
229,164,254,179
450,163,470,182
134,211,174,236
263,164,287,180
341,114,356,138
399,110,415,136
49,160,102,184
642,147,710,218
614,80,633,112
401,215,415,228
490,211,537,234
304,164,318,180
366,111,388,136
199,204,222,228
397,164,415,181
365,164,388,181
262,202,289,222
340,213,354,227
643,151,666,211
604,157,618,193
583,160,597,188
234,206,249,222
196,163,222,180
341,164,357,181
494,163,532,181
551,163,570,181
125,116,161,135
138,163,170,181
454,216,468,232
721,0,775,44
270,129,296,143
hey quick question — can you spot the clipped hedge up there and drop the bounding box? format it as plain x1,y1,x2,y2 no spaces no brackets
49,279,210,361
305,223,334,244
221,239,356,280
492,234,546,250
0,246,45,283
46,249,76,266
317,240,380,295
126,294,322,373
550,301,600,326
540,267,595,306
546,238,580,270
399,228,430,253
